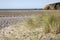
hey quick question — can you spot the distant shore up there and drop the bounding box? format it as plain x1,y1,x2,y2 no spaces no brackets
0,9,44,10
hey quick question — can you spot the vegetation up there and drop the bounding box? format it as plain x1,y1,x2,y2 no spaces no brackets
0,12,60,40
25,15,41,28
25,13,60,34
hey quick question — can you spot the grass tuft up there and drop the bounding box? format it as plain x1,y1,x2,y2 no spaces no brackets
25,13,60,34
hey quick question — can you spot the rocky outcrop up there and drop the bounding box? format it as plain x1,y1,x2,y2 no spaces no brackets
44,2,60,10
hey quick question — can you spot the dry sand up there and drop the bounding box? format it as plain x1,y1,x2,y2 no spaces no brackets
0,10,60,17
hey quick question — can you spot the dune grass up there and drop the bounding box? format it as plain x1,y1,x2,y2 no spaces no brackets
0,13,60,40
25,13,60,34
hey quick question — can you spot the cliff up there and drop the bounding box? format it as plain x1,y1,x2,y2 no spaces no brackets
44,2,60,10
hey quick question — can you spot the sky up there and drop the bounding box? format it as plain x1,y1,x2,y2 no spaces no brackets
0,0,60,9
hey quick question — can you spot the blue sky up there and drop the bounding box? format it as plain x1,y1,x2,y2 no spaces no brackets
0,0,60,9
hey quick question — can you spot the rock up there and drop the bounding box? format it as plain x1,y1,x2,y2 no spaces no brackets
44,2,60,10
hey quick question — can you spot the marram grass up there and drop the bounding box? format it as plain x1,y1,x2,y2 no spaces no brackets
25,13,60,34
0,13,60,40
25,15,41,28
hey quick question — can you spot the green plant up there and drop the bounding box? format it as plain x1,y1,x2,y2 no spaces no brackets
41,13,60,34
25,13,60,34
25,15,41,28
